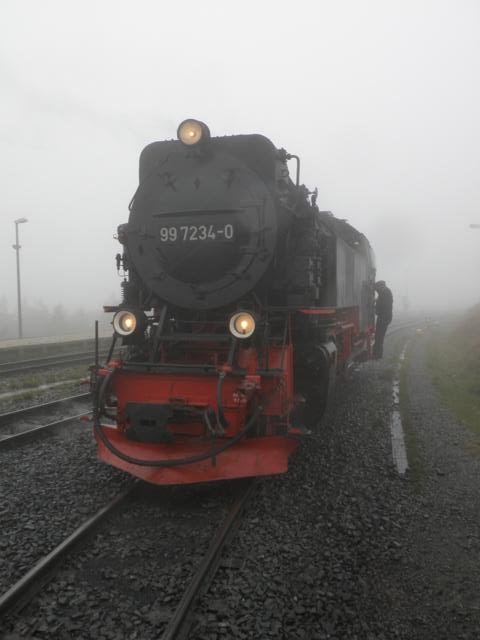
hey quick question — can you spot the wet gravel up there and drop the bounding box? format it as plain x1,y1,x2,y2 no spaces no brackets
0,426,130,593
384,333,480,638
190,348,407,640
0,395,91,439
1,481,240,639
0,371,89,414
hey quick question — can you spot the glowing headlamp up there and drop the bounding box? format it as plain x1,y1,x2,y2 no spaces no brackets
177,119,210,146
229,312,256,339
113,310,139,336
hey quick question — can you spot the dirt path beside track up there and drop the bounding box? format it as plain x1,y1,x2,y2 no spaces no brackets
384,332,480,638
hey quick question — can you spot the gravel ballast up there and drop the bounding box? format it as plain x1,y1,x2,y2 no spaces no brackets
1,481,241,639
191,351,407,640
0,374,88,414
0,427,130,594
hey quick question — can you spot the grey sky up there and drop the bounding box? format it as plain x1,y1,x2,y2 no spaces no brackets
1,0,479,314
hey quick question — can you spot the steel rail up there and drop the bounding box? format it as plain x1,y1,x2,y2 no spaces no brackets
0,412,91,449
386,318,433,338
386,319,422,336
0,393,90,431
0,351,108,376
0,484,137,618
0,349,98,369
161,478,257,640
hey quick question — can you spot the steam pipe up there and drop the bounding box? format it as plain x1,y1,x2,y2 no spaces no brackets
286,153,300,186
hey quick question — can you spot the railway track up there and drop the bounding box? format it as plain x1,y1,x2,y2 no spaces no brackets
0,483,137,618
0,350,108,376
0,393,91,447
387,318,426,336
0,479,256,636
161,478,257,640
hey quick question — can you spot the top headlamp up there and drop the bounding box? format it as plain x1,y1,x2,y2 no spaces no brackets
177,119,210,146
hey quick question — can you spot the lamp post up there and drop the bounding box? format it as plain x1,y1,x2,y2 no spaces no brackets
12,217,28,339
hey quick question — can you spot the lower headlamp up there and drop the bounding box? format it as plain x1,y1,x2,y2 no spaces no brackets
113,310,141,336
229,311,256,339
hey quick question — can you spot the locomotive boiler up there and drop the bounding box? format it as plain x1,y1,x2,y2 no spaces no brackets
93,119,376,485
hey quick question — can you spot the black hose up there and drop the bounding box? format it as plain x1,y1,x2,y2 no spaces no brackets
94,408,262,468
94,369,262,468
106,334,118,364
215,372,229,429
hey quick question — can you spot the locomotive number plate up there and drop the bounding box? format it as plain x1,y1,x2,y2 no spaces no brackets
159,224,234,243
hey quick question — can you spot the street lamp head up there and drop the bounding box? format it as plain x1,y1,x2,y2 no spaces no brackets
14,217,28,224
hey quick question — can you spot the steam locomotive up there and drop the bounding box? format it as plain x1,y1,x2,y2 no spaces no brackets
93,120,376,485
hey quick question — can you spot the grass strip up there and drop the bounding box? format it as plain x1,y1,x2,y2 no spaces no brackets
2,366,88,392
426,324,480,447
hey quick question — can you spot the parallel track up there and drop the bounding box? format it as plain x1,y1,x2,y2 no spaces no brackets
386,318,425,337
0,351,107,376
0,393,91,448
0,479,254,630
0,484,137,618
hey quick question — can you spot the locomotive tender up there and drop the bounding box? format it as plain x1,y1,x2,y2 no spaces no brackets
93,120,376,485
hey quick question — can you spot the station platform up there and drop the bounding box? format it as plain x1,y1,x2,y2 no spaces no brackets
0,331,112,363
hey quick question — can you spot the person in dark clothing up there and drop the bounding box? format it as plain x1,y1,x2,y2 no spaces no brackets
373,280,393,359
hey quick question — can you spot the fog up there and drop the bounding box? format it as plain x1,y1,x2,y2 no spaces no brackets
1,0,479,337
